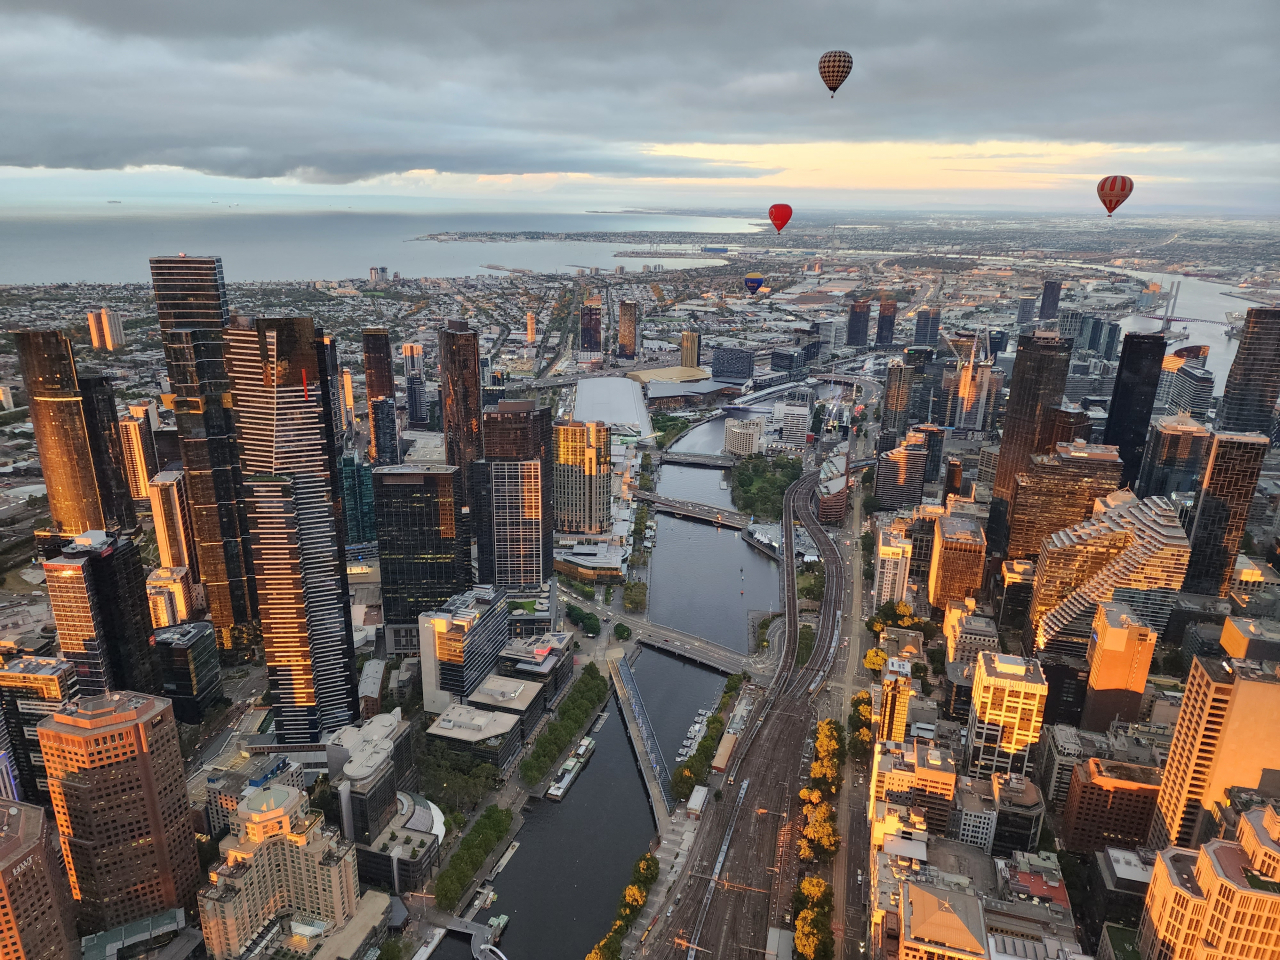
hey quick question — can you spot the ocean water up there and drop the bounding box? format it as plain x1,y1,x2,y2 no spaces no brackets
0,210,757,284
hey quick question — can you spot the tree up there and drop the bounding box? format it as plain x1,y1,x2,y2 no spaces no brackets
613,622,632,641
863,648,888,673
623,581,647,613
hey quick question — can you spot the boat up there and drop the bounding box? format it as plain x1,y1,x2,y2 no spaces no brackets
574,736,597,762
487,915,509,944
546,757,583,800
697,709,711,718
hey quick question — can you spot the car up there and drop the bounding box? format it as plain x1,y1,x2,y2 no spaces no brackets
666,907,674,918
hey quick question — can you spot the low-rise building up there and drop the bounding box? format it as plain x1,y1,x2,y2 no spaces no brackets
498,632,574,702
358,659,385,720
1083,848,1154,952
425,704,520,774
198,785,358,960
326,712,416,848
466,673,546,742
991,773,1045,857
948,615,999,666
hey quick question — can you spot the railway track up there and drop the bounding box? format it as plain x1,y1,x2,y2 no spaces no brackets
652,469,848,959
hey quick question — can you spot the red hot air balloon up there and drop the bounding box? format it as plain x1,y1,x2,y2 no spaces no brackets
1097,176,1134,216
768,204,792,233
819,50,853,97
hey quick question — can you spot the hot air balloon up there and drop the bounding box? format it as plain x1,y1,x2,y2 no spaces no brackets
768,204,792,233
1097,176,1134,217
819,50,852,97
744,272,764,294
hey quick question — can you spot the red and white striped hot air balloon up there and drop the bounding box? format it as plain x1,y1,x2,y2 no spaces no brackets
1097,176,1134,217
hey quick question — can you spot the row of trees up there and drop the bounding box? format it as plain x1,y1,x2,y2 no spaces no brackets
865,600,940,645
792,875,835,960
519,662,610,784
848,690,874,761
623,581,647,613
432,805,514,911
584,853,661,960
797,718,844,862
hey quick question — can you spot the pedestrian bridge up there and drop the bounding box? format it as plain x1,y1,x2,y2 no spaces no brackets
610,658,675,817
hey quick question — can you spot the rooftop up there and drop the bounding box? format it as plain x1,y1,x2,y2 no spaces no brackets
904,882,986,956
0,801,43,873
1105,847,1155,885
938,516,986,546
573,377,653,438
468,673,543,712
428,703,518,743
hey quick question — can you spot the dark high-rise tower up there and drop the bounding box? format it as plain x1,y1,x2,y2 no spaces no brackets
913,307,941,346
882,361,912,436
226,316,357,742
15,331,135,536
1185,431,1268,597
876,300,898,347
43,531,157,697
617,301,637,359
1135,413,1211,499
580,303,602,353
373,464,470,630
1219,308,1280,434
472,400,553,587
990,332,1073,552
439,320,484,507
1103,333,1165,489
847,300,870,347
1038,280,1062,321
149,256,255,645
362,327,399,466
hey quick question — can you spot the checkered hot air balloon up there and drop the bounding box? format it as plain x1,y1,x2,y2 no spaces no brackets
819,50,853,97
1097,176,1134,217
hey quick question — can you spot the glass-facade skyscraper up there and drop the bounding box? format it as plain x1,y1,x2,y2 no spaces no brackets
1218,308,1280,435
472,400,553,588
1185,431,1269,597
552,420,612,534
847,299,870,347
1103,332,1165,489
617,300,637,359
16,330,136,537
580,303,602,353
373,464,470,628
439,320,484,507
1135,413,1211,499
226,315,357,742
876,300,898,347
362,327,399,466
149,255,256,644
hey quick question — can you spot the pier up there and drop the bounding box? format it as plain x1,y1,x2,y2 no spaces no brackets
634,491,751,529
609,658,674,819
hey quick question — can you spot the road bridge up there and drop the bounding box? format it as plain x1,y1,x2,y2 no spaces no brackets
610,658,674,818
635,633,751,675
634,491,751,529
659,451,735,469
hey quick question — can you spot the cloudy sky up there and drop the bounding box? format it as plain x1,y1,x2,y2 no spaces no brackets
3,0,1278,213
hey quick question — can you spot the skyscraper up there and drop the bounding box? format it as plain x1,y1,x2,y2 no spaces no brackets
1147,655,1280,849
321,334,347,434
1038,280,1062,321
945,359,1001,431
146,566,194,627
1166,365,1214,420
882,361,912,436
1218,308,1280,434
1103,333,1165,489
148,469,198,574
990,332,1073,552
873,433,928,511
526,310,537,344
1029,492,1190,655
86,306,124,352
618,301,637,359
16,331,135,536
1080,601,1156,732
1185,431,1268,596
876,300,898,347
913,306,941,346
225,316,357,742
1016,296,1037,327
552,420,612,534
1134,413,1211,499
0,658,77,804
1044,402,1092,447
0,801,76,959
965,652,1048,778
43,531,156,697
472,401,553,588
580,303,602,353
38,694,200,933
362,327,398,466
149,255,255,643
847,299,871,347
439,320,484,507
339,453,377,546
402,342,430,426
118,411,158,504
419,587,510,701
1005,441,1123,560
681,331,701,368
373,464,470,633
878,674,915,743
928,516,986,610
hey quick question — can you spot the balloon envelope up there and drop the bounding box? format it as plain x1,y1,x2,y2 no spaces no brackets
744,272,764,293
1097,176,1134,216
819,51,853,96
768,204,793,232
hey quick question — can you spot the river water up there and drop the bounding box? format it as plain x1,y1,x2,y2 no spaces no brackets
1119,272,1249,387
434,414,773,960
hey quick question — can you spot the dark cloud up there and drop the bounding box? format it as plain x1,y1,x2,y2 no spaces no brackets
0,0,1275,182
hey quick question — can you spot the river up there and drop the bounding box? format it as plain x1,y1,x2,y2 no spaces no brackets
433,413,772,960
1119,272,1250,387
